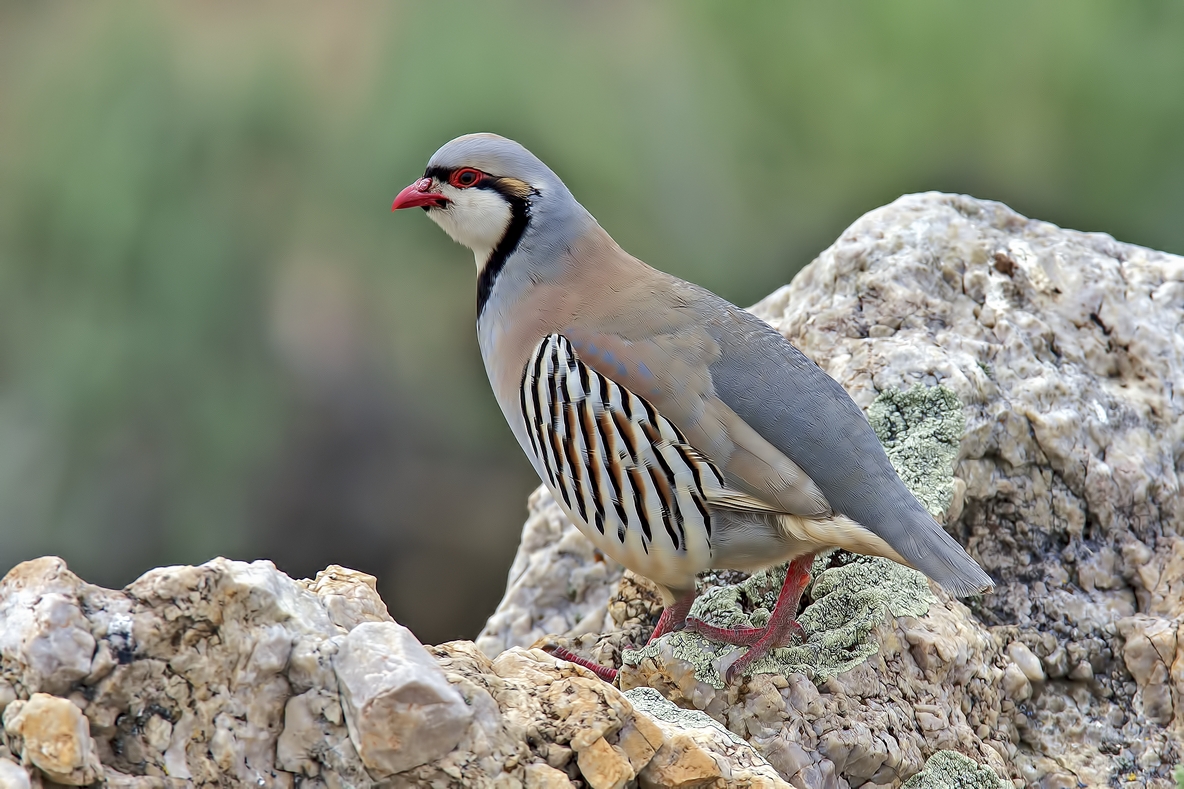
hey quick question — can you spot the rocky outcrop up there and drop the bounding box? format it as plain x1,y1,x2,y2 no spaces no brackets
0,556,793,788
0,193,1180,788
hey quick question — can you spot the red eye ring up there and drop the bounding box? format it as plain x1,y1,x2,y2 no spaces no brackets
449,168,483,188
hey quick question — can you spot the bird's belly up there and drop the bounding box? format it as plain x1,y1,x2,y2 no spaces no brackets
543,481,709,593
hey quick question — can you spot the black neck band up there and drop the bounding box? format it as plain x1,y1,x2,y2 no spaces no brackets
476,186,531,318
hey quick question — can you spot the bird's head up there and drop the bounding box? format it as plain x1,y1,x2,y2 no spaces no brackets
392,133,587,270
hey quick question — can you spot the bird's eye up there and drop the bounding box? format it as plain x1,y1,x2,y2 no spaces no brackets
450,168,483,188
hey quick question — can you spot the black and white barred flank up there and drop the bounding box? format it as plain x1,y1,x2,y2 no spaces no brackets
519,333,723,564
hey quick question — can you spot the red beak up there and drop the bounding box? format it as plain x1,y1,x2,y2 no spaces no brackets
391,177,450,211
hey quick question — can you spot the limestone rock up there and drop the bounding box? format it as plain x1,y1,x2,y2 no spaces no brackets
334,621,473,777
3,693,102,785
626,687,790,788
0,556,378,787
756,192,1183,786
0,549,793,787
0,758,31,789
0,191,1180,789
0,559,95,696
899,750,1008,789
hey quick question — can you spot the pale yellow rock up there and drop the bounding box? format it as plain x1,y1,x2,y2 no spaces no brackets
576,736,634,789
523,762,576,789
625,688,790,789
0,758,31,789
334,621,473,778
611,709,664,772
538,675,632,752
1000,664,1032,702
1006,641,1044,683
300,565,393,631
2,693,102,786
638,731,725,788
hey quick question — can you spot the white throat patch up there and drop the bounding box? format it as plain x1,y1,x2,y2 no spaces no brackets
427,189,513,269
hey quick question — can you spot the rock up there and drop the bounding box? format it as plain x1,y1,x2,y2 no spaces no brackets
625,687,790,788
1,192,1180,788
0,758,31,789
523,762,576,788
1006,642,1044,683
3,693,102,785
575,736,633,789
334,621,473,777
0,556,380,787
300,565,395,631
0,559,95,696
999,663,1032,702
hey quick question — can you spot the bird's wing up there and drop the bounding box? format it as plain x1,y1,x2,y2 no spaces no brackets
560,277,991,596
695,290,994,596
518,332,760,592
559,323,833,519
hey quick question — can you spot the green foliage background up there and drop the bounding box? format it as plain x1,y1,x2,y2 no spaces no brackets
0,2,1181,642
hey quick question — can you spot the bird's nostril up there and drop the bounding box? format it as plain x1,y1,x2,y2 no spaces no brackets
415,177,433,192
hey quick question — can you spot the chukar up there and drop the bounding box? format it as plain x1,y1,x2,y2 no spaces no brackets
392,133,991,683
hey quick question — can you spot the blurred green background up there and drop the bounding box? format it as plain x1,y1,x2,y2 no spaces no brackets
0,2,1181,643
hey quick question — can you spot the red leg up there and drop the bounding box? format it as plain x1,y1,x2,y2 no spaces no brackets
647,588,697,644
681,620,767,645
683,554,814,682
541,588,698,683
721,553,814,683
542,644,619,682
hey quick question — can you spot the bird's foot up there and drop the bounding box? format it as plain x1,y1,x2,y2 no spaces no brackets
693,553,816,683
720,627,797,684
541,644,619,683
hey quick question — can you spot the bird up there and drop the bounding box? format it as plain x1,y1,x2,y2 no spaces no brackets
392,133,992,683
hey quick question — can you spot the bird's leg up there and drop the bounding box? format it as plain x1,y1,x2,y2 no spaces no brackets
646,588,697,644
684,553,814,682
541,588,697,683
542,645,619,682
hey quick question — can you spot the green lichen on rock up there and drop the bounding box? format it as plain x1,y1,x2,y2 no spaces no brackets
622,552,935,688
867,384,965,519
622,385,963,687
900,750,1008,789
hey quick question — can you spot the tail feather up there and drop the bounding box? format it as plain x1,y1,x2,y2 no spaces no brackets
778,508,993,597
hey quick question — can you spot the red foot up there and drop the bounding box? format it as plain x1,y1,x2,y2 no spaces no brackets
684,553,816,684
540,554,815,687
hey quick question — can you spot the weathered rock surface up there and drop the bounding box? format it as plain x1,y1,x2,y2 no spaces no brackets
480,193,1184,787
0,556,790,788
1,193,1180,788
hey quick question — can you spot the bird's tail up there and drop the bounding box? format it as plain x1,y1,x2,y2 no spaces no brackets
777,510,993,597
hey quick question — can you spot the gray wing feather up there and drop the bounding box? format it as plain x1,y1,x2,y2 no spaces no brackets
698,290,992,596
